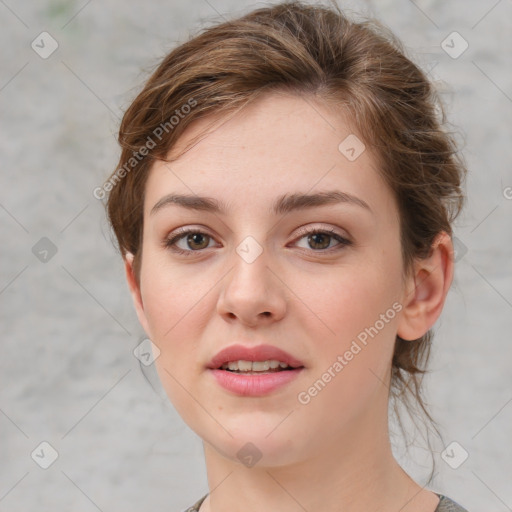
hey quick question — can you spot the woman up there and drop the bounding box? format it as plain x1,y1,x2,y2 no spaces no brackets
104,2,469,511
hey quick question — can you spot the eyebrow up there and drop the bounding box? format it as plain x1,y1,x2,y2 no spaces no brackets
150,190,372,217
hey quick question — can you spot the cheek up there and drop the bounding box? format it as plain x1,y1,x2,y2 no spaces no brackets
140,261,212,422
292,270,401,433
296,252,403,387
299,259,402,341
140,254,212,338
138,260,211,402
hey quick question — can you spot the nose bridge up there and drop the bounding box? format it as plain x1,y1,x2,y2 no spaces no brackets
227,207,274,267
235,234,266,265
229,232,272,291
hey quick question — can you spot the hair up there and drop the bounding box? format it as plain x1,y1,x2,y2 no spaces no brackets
105,0,467,480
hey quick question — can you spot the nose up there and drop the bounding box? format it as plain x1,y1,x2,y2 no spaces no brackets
216,245,287,327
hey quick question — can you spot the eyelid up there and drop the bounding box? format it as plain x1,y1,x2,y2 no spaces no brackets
163,225,216,248
166,223,349,241
293,224,350,242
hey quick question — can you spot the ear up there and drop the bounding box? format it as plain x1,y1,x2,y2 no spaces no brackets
397,231,455,341
124,252,151,336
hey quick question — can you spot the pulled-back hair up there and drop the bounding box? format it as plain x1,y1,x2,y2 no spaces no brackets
105,0,467,475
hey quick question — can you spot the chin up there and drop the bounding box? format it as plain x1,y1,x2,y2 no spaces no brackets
200,421,305,468
216,440,301,469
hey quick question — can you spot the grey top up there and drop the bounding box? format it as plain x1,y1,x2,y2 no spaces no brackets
183,492,469,512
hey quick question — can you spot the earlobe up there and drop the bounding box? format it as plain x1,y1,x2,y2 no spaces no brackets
124,252,151,336
396,232,454,341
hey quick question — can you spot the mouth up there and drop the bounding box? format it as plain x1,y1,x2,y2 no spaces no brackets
206,344,305,396
207,343,305,371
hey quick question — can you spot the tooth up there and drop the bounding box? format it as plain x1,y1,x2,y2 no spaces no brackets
252,361,270,371
221,359,292,371
237,360,253,371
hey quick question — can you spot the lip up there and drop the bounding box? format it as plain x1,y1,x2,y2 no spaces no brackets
206,343,305,370
208,367,305,396
206,344,305,397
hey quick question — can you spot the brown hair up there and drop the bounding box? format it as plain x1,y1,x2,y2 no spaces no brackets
105,0,466,475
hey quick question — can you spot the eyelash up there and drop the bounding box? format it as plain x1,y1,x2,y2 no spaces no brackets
163,226,352,257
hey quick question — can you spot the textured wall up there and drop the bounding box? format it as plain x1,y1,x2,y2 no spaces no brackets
1,0,511,511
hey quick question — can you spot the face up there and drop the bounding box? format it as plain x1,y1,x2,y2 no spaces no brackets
127,90,412,466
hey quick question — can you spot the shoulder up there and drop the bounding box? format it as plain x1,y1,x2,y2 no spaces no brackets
435,494,470,512
182,493,469,512
182,493,208,512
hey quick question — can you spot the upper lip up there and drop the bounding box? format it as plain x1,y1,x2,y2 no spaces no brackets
207,344,305,369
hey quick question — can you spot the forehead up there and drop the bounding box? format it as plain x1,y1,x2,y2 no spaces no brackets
144,91,395,220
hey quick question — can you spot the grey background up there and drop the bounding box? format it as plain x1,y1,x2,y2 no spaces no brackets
1,0,511,511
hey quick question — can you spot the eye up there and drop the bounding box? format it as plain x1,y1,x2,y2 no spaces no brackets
163,226,352,256
164,228,216,256
292,226,352,253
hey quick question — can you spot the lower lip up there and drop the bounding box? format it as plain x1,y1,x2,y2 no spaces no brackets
208,368,304,396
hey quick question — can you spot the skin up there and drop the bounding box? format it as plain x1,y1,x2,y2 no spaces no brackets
124,90,454,512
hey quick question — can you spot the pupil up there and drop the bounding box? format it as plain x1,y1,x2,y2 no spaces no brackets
189,233,208,249
309,233,329,250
